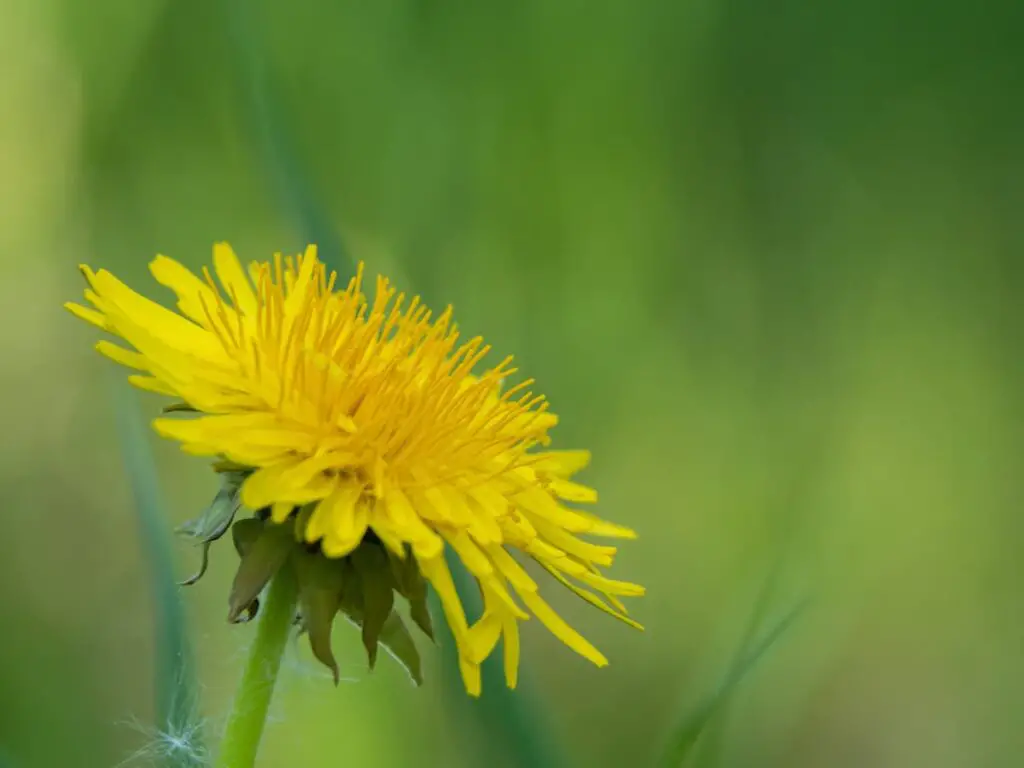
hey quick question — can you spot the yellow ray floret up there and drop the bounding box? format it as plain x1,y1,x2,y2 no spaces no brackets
66,243,644,695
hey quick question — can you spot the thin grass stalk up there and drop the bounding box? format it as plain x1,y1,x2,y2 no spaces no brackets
112,375,204,767
215,3,563,766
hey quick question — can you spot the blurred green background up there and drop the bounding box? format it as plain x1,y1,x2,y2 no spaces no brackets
2,0,1022,766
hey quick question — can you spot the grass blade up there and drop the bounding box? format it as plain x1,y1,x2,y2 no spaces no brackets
434,553,565,768
216,5,563,764
657,597,808,768
688,537,793,768
218,0,345,265
112,377,204,767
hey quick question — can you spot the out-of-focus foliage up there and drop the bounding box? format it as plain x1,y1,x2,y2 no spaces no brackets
1,0,1022,766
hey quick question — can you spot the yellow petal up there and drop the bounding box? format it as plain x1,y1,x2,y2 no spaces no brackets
459,655,482,698
539,562,644,631
153,412,274,438
314,485,369,558
418,553,469,639
574,511,638,539
443,529,493,578
367,506,409,556
414,482,471,526
239,460,303,509
530,449,591,477
149,255,217,325
486,545,537,593
466,612,502,664
213,242,257,317
514,486,634,538
96,340,148,371
571,569,646,597
95,308,222,390
89,268,223,359
270,502,293,523
527,516,617,566
383,488,443,559
129,375,178,396
218,443,296,467
548,478,598,504
517,589,608,667
283,245,319,317
480,574,529,619
502,616,520,689
64,301,109,331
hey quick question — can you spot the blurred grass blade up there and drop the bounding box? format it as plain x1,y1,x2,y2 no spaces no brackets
690,534,794,768
218,0,345,265
434,553,564,768
112,377,204,767
217,3,562,766
658,598,808,768
685,441,824,768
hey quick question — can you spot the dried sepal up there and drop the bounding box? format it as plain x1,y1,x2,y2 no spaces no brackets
177,471,246,585
178,543,215,587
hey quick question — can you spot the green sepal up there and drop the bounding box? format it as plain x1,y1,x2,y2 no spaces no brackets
407,593,435,642
212,459,251,474
231,517,264,557
227,519,293,623
378,612,424,686
350,544,394,669
338,559,364,621
388,548,434,640
335,550,425,686
292,549,347,684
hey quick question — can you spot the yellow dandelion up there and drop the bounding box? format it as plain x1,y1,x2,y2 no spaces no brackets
66,243,644,695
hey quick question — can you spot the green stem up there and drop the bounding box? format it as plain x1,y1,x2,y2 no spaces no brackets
215,567,298,768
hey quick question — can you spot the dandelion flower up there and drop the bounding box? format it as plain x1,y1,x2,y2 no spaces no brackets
66,243,644,695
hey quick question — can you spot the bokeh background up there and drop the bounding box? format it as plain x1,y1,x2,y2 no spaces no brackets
2,0,1023,766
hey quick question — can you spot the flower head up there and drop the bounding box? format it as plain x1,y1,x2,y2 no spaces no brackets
67,243,644,695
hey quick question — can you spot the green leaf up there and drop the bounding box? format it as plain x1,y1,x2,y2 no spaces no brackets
111,377,205,767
